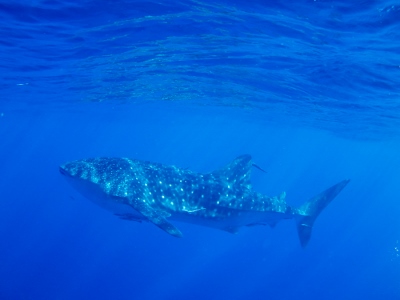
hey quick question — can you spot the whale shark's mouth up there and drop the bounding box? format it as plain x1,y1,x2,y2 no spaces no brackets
59,166,70,177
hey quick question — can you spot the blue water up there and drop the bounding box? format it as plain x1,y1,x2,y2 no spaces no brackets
1,0,400,299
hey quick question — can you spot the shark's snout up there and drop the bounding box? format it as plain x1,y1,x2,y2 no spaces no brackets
59,165,70,177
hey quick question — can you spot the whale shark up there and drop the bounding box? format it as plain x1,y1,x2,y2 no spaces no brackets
60,155,349,246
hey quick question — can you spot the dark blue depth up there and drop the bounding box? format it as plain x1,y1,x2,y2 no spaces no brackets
0,1,399,299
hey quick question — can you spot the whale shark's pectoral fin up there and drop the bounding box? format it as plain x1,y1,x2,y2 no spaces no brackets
129,198,183,238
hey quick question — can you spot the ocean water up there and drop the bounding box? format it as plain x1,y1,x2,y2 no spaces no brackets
1,0,400,299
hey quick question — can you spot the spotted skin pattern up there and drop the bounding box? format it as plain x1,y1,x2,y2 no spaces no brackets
60,155,349,245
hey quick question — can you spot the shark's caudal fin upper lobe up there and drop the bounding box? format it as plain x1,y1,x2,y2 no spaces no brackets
296,179,350,247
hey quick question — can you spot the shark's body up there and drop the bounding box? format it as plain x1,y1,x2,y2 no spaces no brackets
60,155,349,246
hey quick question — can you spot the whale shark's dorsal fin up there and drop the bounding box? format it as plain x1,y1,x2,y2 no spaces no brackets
211,155,253,190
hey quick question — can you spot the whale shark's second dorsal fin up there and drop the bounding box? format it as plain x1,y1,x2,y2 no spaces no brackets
211,155,253,190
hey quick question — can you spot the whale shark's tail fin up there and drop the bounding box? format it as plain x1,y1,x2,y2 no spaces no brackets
296,179,350,247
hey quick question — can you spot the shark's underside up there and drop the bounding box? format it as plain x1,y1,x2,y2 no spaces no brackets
60,155,349,246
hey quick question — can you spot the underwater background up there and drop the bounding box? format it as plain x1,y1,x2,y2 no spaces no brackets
1,0,400,299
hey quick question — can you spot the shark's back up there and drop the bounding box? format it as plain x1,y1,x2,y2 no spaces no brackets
60,155,350,246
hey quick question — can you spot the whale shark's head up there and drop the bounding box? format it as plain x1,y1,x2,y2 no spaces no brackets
60,160,85,178
59,158,112,203
60,159,98,181
60,158,137,197
59,159,105,200
60,158,129,181
60,158,144,218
